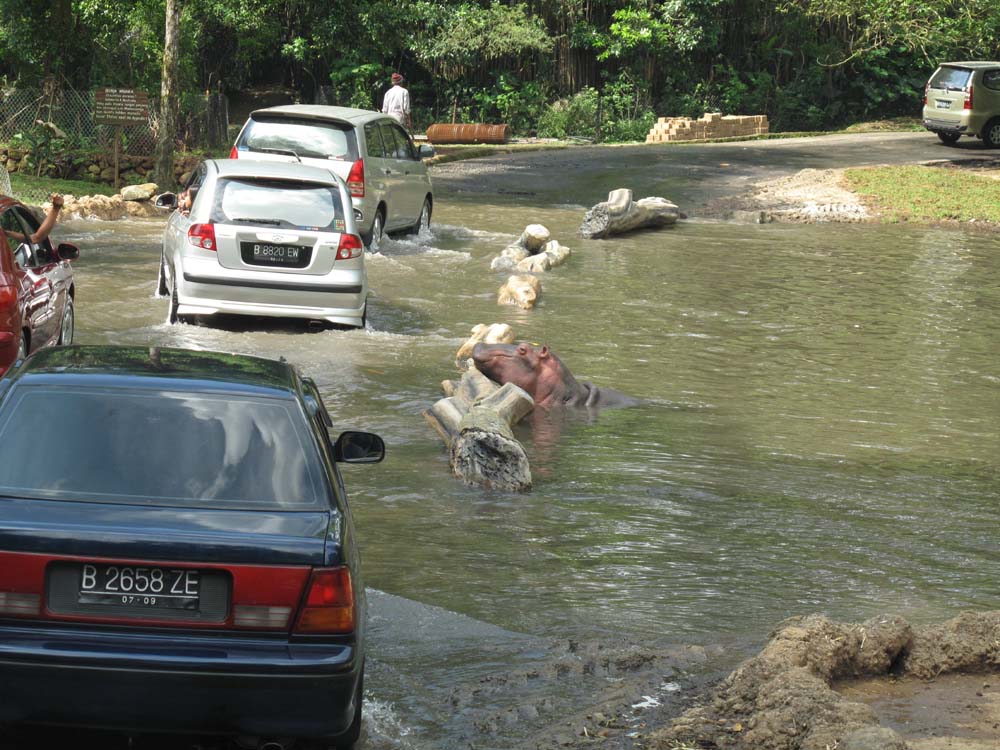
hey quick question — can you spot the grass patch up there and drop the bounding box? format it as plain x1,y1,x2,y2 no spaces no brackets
843,164,1000,224
10,173,117,204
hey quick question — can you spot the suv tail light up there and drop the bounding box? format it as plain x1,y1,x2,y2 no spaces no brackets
188,223,217,251
229,145,239,159
923,83,928,106
336,234,363,260
964,85,973,110
346,159,365,198
293,567,355,634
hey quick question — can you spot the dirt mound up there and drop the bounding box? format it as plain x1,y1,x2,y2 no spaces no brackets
649,611,1000,750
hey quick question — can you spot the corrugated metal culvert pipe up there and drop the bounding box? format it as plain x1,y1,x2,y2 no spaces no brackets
425,123,512,145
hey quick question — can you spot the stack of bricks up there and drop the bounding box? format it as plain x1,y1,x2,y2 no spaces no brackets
645,113,769,143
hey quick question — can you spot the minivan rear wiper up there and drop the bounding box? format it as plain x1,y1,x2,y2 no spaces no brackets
229,218,283,226
249,147,302,162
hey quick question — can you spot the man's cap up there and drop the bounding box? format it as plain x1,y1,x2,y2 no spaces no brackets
391,72,403,84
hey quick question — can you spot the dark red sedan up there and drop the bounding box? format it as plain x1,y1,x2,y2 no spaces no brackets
0,195,79,375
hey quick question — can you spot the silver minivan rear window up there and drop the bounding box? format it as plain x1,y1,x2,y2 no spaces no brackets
928,66,973,90
211,178,345,231
239,117,359,161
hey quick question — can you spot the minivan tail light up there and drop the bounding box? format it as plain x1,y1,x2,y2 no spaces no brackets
294,567,355,634
188,223,217,251
336,234,363,260
229,145,239,159
964,85,973,110
346,159,365,198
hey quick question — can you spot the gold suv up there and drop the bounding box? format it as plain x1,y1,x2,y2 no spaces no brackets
922,61,1000,147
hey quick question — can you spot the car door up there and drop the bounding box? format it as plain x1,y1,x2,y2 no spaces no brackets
12,205,72,347
165,163,205,280
377,121,408,230
0,208,55,350
385,123,425,227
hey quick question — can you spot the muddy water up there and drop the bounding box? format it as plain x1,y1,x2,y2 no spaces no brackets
59,195,1000,748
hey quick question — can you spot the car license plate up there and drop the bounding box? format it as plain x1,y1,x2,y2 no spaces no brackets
78,564,200,610
935,100,951,109
243,241,310,267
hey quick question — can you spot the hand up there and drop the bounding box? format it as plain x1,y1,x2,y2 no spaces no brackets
50,194,64,209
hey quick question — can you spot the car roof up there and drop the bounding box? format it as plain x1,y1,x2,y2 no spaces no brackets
3,345,301,397
249,104,385,126
207,158,344,185
939,61,1000,70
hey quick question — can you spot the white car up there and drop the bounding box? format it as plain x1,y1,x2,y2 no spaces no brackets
231,105,435,250
157,159,367,328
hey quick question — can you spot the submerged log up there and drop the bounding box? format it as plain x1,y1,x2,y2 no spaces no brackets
498,273,541,309
450,405,532,491
580,188,681,239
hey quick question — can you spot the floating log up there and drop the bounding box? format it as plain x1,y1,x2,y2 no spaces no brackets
450,403,532,491
426,123,512,145
580,188,682,239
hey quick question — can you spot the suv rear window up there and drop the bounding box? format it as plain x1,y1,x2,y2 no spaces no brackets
239,116,359,161
0,386,325,509
928,66,973,91
211,178,345,231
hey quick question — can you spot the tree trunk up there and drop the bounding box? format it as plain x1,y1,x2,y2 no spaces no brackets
579,189,682,239
154,0,182,189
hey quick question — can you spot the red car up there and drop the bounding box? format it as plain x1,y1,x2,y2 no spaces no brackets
0,195,78,375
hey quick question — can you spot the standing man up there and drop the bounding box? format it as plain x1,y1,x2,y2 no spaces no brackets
382,72,411,131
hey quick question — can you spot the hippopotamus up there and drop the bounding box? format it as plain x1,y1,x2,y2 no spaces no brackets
471,342,641,409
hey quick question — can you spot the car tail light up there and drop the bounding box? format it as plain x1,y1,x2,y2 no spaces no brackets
346,159,365,198
293,567,355,634
0,285,16,310
0,592,40,617
229,145,238,159
336,234,363,260
188,223,216,251
964,85,973,110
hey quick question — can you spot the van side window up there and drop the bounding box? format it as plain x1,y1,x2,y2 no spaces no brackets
983,70,1000,91
364,123,386,158
389,125,417,160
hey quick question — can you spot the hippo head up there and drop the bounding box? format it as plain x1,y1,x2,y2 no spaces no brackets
471,341,578,408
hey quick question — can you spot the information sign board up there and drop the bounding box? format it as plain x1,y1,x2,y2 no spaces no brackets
94,88,150,126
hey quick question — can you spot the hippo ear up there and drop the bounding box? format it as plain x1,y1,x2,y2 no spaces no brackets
537,345,550,358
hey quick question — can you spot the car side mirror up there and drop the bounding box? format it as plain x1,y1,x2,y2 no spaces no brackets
418,144,435,159
56,242,79,261
334,430,385,464
154,192,178,209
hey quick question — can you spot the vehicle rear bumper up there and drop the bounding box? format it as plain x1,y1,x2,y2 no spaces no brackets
923,117,968,134
0,624,361,738
178,262,366,327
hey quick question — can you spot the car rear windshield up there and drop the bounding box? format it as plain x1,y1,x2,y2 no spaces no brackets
928,66,973,90
239,116,359,161
0,386,326,510
211,178,345,231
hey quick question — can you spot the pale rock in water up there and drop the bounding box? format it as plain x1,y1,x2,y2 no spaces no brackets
580,188,681,239
120,183,159,202
454,322,515,366
497,274,541,310
519,224,550,253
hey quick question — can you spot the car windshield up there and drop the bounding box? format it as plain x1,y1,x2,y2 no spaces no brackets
0,386,325,509
211,178,344,231
929,66,973,90
240,117,358,161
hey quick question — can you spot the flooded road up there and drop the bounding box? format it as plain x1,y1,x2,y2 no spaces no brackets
50,135,1000,749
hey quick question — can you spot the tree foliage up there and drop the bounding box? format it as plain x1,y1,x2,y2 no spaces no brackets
0,0,998,138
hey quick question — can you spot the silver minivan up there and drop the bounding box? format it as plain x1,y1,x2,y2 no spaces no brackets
231,105,435,249
157,159,368,328
922,61,1000,147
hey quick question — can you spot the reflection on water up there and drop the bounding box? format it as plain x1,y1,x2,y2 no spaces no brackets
61,204,1000,748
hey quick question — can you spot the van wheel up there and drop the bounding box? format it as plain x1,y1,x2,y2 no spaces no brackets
411,198,432,234
937,131,960,145
365,210,385,252
982,118,1000,149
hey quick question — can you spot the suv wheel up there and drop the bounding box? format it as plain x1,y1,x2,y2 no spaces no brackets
412,198,431,235
982,118,1000,149
58,297,74,345
937,131,960,145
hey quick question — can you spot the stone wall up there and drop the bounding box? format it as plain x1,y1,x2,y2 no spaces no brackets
646,112,769,143
0,146,203,186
